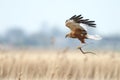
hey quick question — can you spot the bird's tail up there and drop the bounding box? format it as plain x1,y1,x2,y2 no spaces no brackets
86,34,102,40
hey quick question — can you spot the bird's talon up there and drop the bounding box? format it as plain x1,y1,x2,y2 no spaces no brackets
77,46,81,49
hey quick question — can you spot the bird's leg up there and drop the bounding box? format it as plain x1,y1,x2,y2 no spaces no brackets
77,42,96,55
77,42,90,49
77,43,86,49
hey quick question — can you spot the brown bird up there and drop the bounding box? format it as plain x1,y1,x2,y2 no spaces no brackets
65,14,102,48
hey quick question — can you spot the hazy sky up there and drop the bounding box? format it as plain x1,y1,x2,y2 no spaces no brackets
0,0,120,35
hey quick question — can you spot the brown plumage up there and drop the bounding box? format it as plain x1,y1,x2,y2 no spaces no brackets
65,14,96,43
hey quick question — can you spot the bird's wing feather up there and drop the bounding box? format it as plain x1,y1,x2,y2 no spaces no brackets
69,15,96,27
65,20,86,31
80,23,87,31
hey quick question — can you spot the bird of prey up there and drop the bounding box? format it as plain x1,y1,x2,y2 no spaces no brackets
65,14,102,50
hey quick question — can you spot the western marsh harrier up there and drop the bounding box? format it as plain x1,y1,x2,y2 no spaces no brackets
65,14,102,54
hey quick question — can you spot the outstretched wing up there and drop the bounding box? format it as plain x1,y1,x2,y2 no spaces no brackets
69,15,96,27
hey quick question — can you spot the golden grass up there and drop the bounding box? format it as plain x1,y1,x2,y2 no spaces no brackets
0,49,120,80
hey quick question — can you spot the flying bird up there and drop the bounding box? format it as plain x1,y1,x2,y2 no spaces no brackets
65,14,102,52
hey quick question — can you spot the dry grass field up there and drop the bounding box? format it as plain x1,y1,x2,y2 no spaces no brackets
0,49,120,80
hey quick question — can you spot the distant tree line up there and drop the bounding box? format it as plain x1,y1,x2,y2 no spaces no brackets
0,26,119,50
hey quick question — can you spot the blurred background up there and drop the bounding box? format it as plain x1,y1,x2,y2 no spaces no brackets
0,0,120,51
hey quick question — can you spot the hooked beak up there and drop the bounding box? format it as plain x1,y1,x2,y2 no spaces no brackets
65,34,69,38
